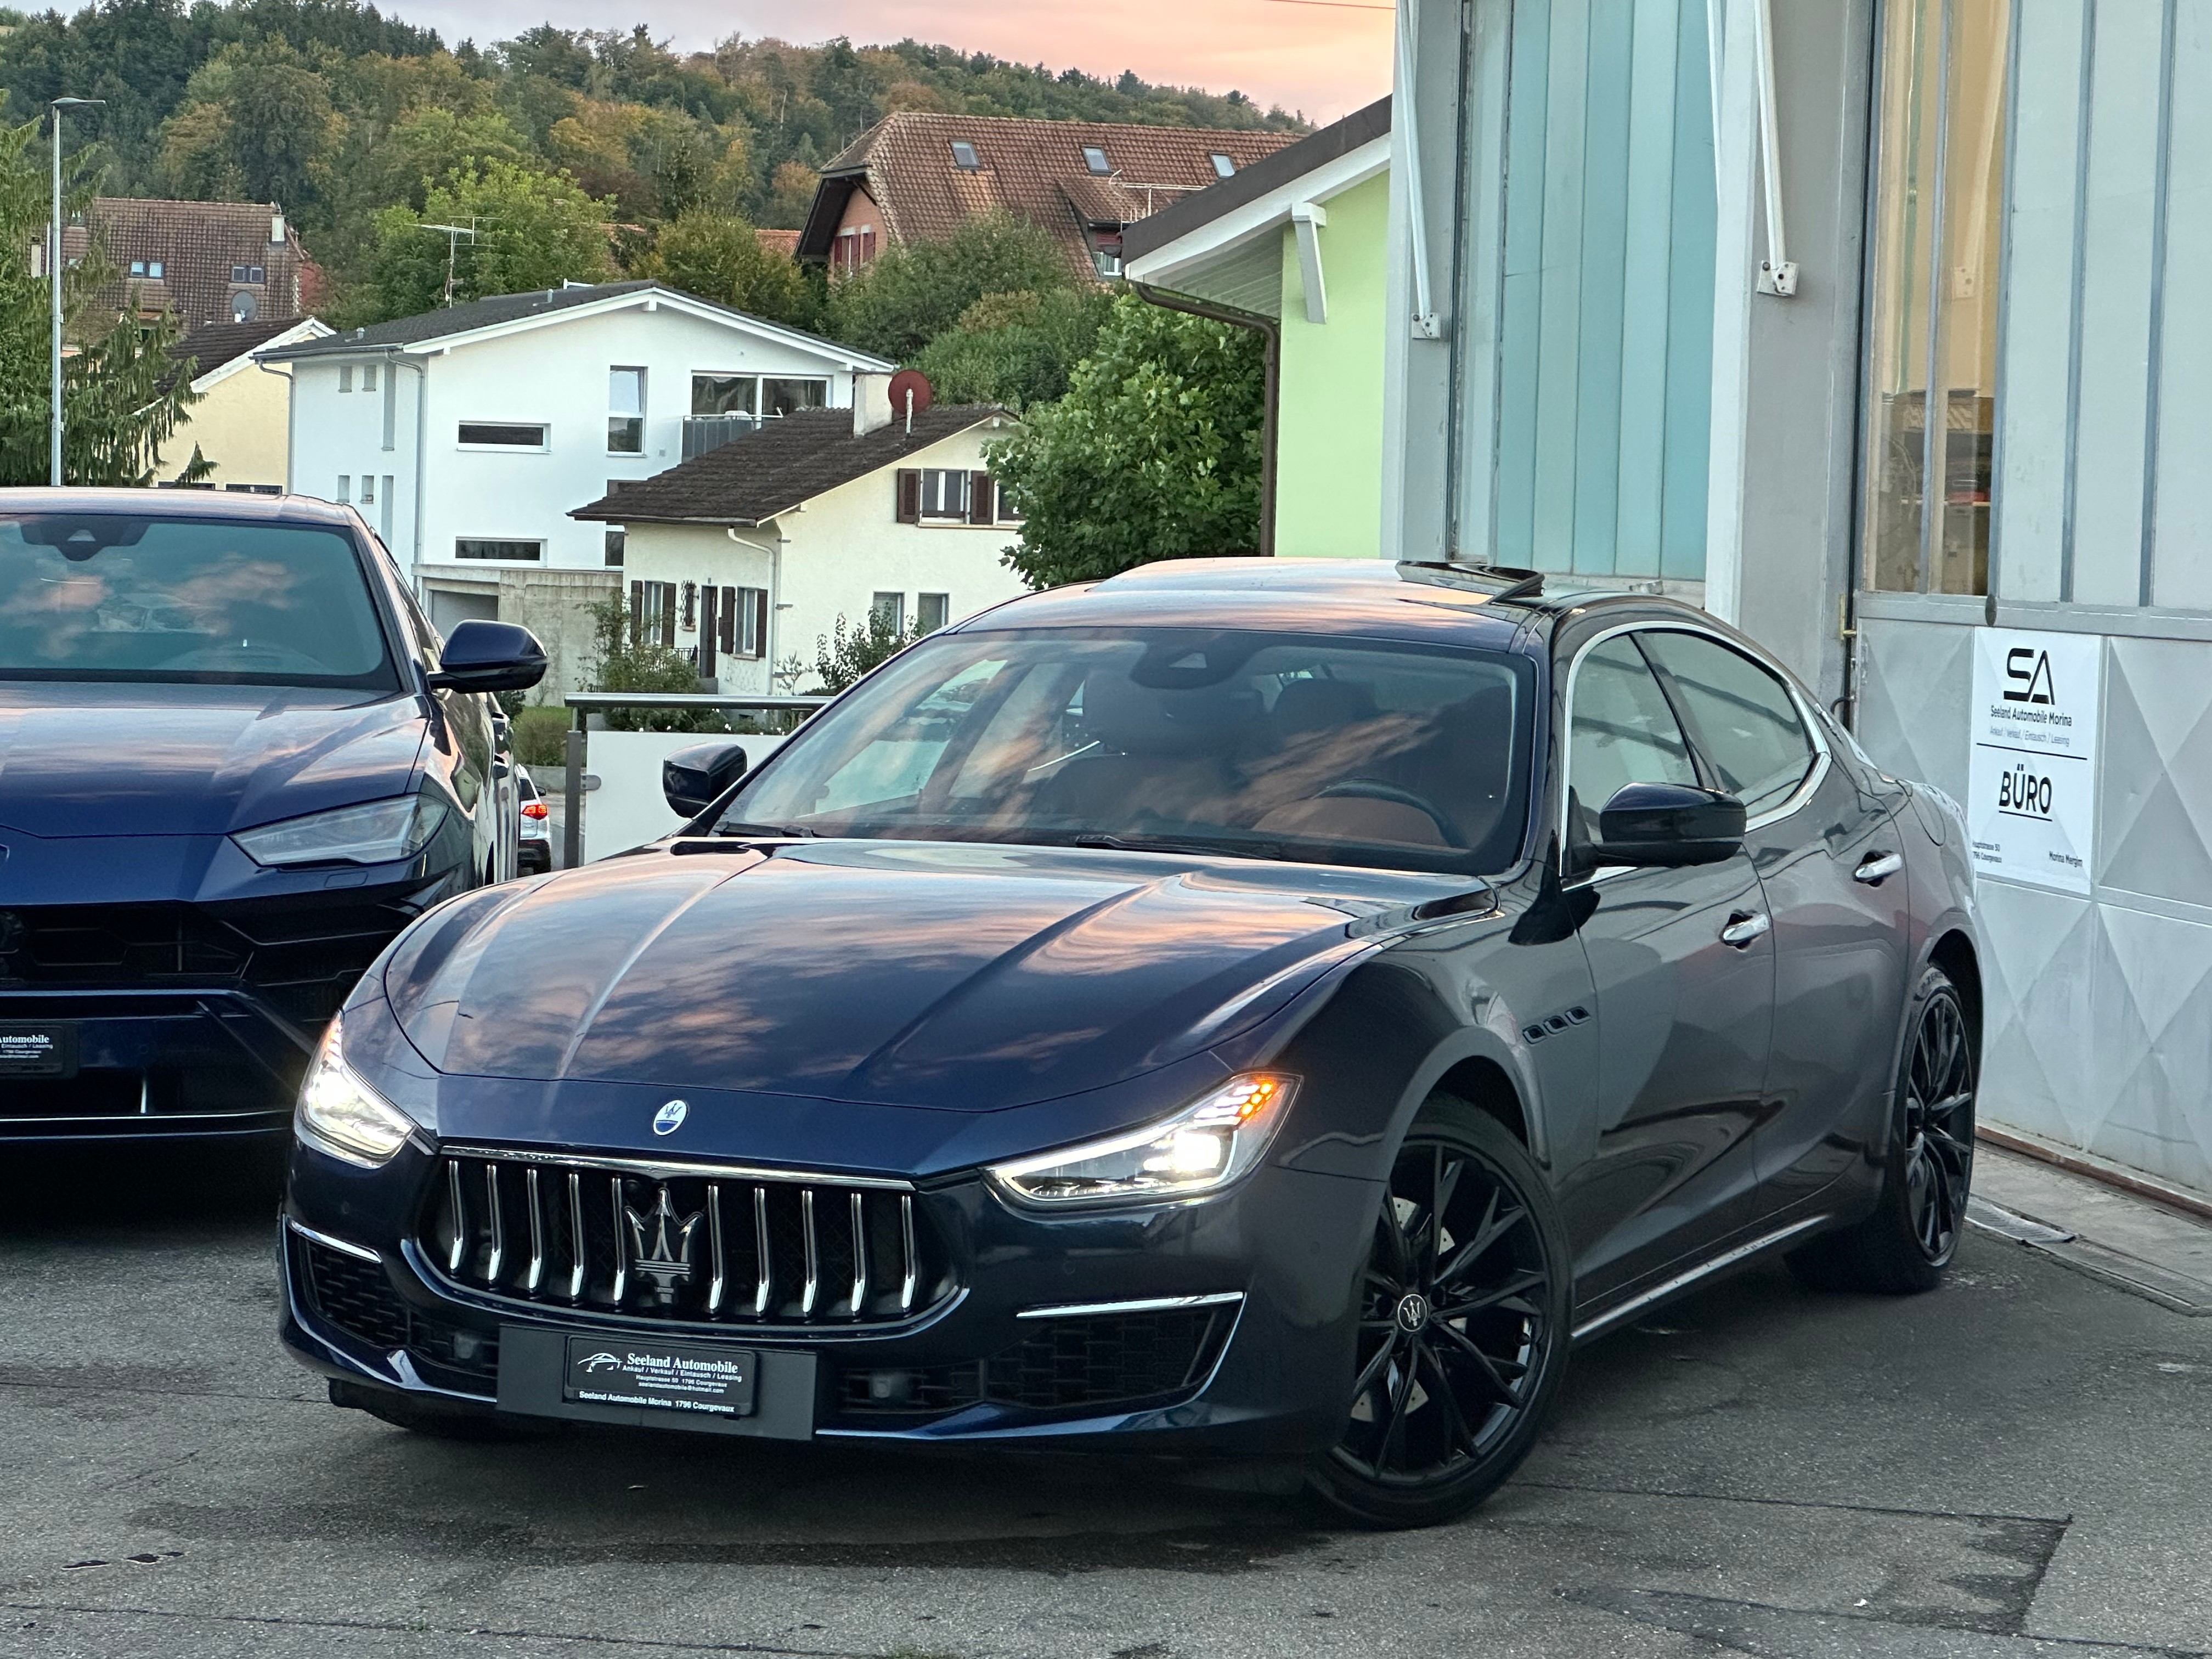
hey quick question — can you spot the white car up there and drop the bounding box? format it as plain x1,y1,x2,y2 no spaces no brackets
516,769,552,874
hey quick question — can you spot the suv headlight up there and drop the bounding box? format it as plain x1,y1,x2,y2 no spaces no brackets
234,795,447,868
988,1074,1297,1207
295,1014,417,1167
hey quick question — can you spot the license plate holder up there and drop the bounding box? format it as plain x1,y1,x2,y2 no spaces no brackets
562,1335,756,1417
495,1326,815,1440
0,1023,77,1079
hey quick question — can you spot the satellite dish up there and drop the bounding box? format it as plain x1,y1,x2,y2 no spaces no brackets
888,368,933,419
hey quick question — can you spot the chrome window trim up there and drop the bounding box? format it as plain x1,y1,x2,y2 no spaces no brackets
439,1143,914,1192
1015,1291,1244,1321
1557,619,1831,880
286,1216,382,1263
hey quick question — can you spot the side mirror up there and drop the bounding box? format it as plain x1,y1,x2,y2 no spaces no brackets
663,740,750,819
1591,782,1746,867
427,619,547,693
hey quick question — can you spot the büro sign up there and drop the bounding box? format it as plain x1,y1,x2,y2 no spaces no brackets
1966,629,2101,895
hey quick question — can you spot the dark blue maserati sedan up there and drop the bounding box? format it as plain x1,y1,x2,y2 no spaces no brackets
0,489,544,1141
280,557,1980,1526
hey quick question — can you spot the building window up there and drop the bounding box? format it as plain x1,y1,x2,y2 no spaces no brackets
763,377,827,417
831,226,877,275
336,475,350,503
1209,153,1235,179
458,422,549,449
707,585,769,659
608,366,646,453
916,469,970,521
231,264,247,282
917,592,950,634
871,591,906,631
1091,234,1124,279
455,538,544,561
250,265,264,284
631,580,676,647
1861,0,2008,596
359,473,375,505
128,258,145,276
1082,145,1111,175
692,373,757,416
950,140,981,171
338,364,353,393
362,364,377,392
148,259,162,279
604,529,625,568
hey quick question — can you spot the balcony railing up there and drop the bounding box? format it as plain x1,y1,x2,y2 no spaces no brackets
682,413,769,461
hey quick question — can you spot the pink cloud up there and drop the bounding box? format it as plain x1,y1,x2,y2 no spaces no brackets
410,0,1396,124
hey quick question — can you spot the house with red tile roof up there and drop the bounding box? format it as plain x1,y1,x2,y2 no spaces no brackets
794,112,1297,283
46,199,316,328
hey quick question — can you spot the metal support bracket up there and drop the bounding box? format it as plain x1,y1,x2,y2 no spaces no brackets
1751,0,1797,298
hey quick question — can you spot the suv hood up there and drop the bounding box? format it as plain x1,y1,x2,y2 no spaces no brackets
0,683,427,838
381,840,1437,1112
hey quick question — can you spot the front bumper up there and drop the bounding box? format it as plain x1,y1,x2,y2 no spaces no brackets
279,1136,1382,1455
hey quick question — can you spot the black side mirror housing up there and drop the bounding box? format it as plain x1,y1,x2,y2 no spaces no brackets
663,740,751,819
427,619,548,693
1591,782,1746,867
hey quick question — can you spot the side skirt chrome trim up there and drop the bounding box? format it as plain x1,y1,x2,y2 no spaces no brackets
286,1217,383,1263
1017,1291,1245,1320
1570,1216,1830,1343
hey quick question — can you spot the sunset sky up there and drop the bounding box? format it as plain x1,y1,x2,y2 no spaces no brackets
403,0,1398,125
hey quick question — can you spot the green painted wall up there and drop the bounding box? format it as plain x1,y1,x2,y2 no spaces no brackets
1274,171,1390,559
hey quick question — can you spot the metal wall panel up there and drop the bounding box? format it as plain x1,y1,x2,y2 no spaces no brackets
1854,616,1975,800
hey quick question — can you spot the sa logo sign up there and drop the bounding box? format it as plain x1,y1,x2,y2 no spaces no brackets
2004,648,2056,705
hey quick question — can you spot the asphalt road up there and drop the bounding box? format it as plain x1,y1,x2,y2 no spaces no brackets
3,1142,2208,1659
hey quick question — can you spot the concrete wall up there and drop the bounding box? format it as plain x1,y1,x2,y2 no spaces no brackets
618,420,1031,693
1274,171,1388,560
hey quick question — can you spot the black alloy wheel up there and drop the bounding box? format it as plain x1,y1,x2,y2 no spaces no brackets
1308,1098,1572,1528
1788,963,1978,1295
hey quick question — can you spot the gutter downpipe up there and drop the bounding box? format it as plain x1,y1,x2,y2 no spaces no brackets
404,354,428,586
1128,280,1279,557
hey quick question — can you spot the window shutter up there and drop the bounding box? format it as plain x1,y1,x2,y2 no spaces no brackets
895,469,921,524
719,586,736,655
753,589,769,658
659,582,676,648
968,472,995,525
629,580,644,644
697,584,718,677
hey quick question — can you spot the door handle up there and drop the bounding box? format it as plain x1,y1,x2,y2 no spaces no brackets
1719,911,1771,947
1854,851,1904,885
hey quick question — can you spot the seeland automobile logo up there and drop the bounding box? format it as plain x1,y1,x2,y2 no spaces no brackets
579,1351,624,1373
652,1098,688,1136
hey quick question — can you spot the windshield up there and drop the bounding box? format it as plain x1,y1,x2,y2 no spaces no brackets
720,627,1536,875
0,514,397,689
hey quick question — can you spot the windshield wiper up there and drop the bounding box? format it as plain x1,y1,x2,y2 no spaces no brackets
1068,832,1284,861
712,820,819,838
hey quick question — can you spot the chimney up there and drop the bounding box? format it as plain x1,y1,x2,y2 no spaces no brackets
851,371,894,437
270,205,286,246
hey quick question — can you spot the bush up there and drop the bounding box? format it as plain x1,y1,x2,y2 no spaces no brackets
579,594,727,732
509,704,569,769
826,215,1076,362
806,611,924,695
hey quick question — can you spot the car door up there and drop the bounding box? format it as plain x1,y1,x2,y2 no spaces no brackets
1638,629,1912,1212
1554,628,1776,1306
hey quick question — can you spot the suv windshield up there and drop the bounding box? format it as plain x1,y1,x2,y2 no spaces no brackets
721,627,1536,876
0,514,396,689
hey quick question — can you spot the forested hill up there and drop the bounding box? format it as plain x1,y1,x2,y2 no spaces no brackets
0,0,1308,244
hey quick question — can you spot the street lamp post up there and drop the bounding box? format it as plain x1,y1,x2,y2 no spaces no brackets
48,96,104,488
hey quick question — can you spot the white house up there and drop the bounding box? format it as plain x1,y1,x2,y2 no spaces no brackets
257,281,894,689
569,382,1027,692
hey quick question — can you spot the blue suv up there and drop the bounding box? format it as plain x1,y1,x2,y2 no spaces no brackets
0,489,545,1141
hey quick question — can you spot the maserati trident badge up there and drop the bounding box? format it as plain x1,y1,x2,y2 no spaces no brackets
652,1098,687,1136
623,1184,704,1301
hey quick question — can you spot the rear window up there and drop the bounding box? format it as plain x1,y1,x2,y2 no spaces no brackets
0,514,397,689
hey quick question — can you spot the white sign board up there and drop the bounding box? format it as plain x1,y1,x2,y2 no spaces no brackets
1966,629,2102,894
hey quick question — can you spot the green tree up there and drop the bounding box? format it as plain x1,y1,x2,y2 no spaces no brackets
911,286,1112,411
579,594,725,732
806,609,923,695
825,215,1074,361
643,209,814,325
156,38,344,210
988,294,1265,588
352,161,614,322
0,120,200,484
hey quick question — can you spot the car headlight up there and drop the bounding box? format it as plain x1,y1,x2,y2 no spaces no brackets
988,1074,1297,1207
295,1014,417,1167
234,795,447,868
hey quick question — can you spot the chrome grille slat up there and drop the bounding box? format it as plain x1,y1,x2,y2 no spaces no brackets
423,1152,952,1329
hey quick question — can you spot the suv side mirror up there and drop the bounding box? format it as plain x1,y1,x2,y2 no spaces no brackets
428,619,547,693
1592,782,1746,867
664,740,750,819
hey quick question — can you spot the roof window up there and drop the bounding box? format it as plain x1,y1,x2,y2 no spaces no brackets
1082,145,1111,175
950,140,981,171
1210,153,1236,179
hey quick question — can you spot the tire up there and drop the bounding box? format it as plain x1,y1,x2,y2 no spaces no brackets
1786,964,1978,1295
329,1379,560,1442
1305,1097,1574,1529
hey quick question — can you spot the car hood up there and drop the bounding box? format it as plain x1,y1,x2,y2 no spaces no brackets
0,682,427,838
381,840,1442,1112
